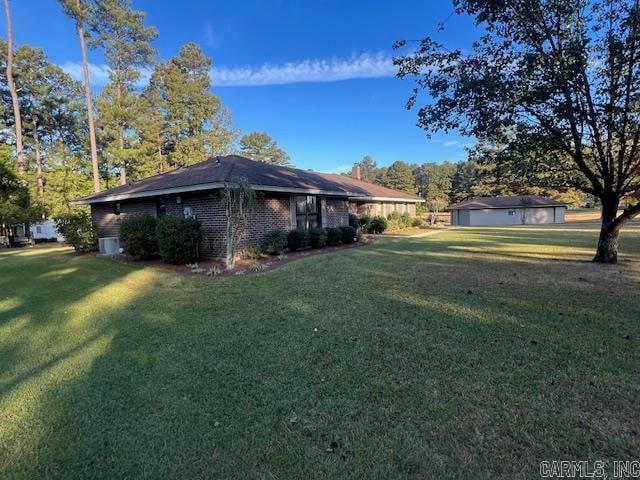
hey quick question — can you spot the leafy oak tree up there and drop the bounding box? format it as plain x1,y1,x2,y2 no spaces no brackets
239,131,291,166
395,0,640,263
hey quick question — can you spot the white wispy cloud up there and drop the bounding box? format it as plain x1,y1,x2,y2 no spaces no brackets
204,23,217,48
59,61,112,86
443,140,459,147
59,52,395,88
212,52,395,87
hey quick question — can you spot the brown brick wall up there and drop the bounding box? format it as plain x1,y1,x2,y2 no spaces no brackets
164,193,226,258
237,193,291,254
91,201,157,238
91,191,292,259
325,198,349,227
164,192,292,258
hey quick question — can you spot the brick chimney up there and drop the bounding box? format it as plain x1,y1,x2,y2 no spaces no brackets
351,165,361,180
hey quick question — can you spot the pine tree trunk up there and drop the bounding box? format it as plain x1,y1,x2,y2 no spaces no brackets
32,122,44,212
119,132,127,184
116,82,127,185
157,134,164,174
77,21,101,193
4,0,25,175
593,194,620,264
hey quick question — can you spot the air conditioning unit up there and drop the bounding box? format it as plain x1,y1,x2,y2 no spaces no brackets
99,236,121,256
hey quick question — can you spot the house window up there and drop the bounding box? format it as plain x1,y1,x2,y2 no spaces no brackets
113,203,121,215
36,226,42,234
508,209,516,215
295,195,320,229
156,200,166,217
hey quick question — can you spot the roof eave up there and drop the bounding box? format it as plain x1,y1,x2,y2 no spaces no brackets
348,196,424,202
72,182,374,205
450,204,566,210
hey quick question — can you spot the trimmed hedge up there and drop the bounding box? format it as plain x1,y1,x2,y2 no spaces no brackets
120,214,158,259
309,227,328,248
326,227,342,246
368,216,387,234
262,229,288,255
287,228,310,251
339,225,357,244
55,212,98,252
156,216,203,264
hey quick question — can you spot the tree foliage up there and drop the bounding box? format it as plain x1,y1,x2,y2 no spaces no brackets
144,43,237,171
395,0,640,262
239,131,291,166
0,143,32,226
91,0,157,184
379,160,416,194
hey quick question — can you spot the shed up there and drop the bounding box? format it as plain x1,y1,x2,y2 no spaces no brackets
449,195,567,226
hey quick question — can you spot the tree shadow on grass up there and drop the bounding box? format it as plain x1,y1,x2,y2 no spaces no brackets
2,240,639,479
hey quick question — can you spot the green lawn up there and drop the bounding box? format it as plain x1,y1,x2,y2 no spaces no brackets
1,225,639,479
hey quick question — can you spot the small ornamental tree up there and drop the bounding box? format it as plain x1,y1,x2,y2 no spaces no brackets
221,177,256,269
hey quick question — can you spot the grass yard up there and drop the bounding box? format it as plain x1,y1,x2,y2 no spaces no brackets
1,224,639,479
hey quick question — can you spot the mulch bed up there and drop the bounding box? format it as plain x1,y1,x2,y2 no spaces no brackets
109,237,373,277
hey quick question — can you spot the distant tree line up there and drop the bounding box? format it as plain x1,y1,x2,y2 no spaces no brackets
351,152,586,216
0,0,289,225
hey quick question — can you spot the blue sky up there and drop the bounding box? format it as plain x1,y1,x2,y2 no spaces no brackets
2,0,480,172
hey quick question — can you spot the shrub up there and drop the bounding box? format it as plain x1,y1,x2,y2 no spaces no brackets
244,246,261,260
348,213,359,229
119,214,158,259
262,229,288,255
387,211,402,231
326,227,342,246
287,228,310,250
339,225,357,244
156,216,202,264
309,227,328,248
55,212,98,252
368,216,387,234
358,214,372,233
412,217,422,227
400,212,413,228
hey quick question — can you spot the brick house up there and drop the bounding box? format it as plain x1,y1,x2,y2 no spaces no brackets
73,156,422,258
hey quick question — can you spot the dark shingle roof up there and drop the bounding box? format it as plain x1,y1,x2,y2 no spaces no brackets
74,155,420,204
449,195,566,210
